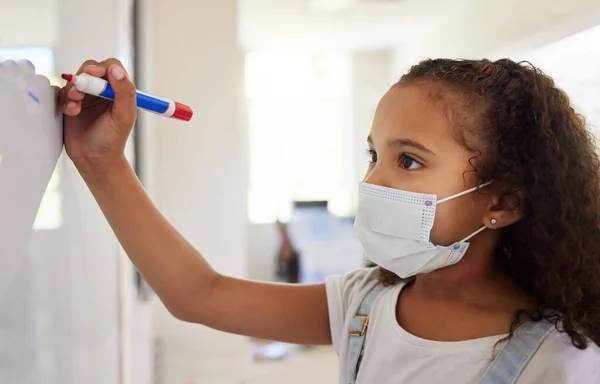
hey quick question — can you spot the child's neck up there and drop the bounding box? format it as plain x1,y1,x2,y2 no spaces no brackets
396,236,535,342
398,271,530,342
412,266,521,307
410,242,532,311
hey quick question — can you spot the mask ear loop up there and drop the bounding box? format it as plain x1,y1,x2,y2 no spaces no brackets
436,181,493,205
460,225,487,242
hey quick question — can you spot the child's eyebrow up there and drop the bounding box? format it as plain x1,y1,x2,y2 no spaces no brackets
367,135,434,155
388,138,434,155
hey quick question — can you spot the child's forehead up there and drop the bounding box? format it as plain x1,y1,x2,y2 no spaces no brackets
371,83,460,146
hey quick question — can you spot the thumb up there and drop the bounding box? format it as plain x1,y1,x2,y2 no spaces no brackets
107,64,137,130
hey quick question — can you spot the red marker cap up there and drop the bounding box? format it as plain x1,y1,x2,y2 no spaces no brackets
172,102,193,121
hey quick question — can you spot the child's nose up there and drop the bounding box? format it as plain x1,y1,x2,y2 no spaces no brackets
363,166,393,189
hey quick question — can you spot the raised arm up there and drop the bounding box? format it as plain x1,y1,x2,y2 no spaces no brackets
61,59,331,345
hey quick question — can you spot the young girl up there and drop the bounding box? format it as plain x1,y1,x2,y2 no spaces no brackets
61,58,600,383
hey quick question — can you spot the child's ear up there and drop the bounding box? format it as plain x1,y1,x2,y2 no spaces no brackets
484,192,524,229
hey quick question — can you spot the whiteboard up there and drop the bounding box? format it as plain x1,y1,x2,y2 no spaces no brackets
0,53,122,383
0,59,63,298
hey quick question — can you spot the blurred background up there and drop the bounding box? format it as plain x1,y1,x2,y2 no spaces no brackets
0,0,600,383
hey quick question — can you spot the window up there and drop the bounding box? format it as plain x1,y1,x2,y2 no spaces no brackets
245,52,354,223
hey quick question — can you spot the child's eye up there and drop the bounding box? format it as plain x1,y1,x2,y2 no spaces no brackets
367,149,377,164
399,154,423,170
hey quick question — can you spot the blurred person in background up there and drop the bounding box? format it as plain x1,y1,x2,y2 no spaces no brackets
275,220,300,284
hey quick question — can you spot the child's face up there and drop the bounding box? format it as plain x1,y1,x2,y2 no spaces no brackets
364,83,491,246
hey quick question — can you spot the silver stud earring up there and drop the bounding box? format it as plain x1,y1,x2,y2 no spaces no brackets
490,218,497,225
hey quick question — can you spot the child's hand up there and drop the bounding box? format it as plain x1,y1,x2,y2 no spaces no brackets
60,58,137,172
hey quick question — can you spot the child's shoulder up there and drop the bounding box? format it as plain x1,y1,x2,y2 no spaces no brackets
326,266,383,292
325,267,399,306
520,330,600,382
325,267,403,354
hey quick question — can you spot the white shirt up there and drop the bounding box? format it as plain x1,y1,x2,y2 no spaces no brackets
325,268,600,384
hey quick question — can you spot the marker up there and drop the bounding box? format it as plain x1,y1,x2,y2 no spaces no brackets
61,73,193,121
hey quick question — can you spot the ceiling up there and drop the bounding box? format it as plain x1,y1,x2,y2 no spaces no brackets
1,0,600,58
238,0,600,54
238,0,452,51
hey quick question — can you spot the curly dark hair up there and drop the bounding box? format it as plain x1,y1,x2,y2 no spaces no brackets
376,58,600,349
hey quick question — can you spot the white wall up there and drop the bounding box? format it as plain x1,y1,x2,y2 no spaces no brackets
352,50,392,184
391,0,600,73
523,25,600,138
0,0,58,46
53,1,148,383
142,0,253,382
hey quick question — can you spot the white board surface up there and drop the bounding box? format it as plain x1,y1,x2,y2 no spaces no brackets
0,59,63,298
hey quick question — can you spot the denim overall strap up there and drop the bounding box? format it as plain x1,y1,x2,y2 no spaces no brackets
481,319,555,384
346,283,385,384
